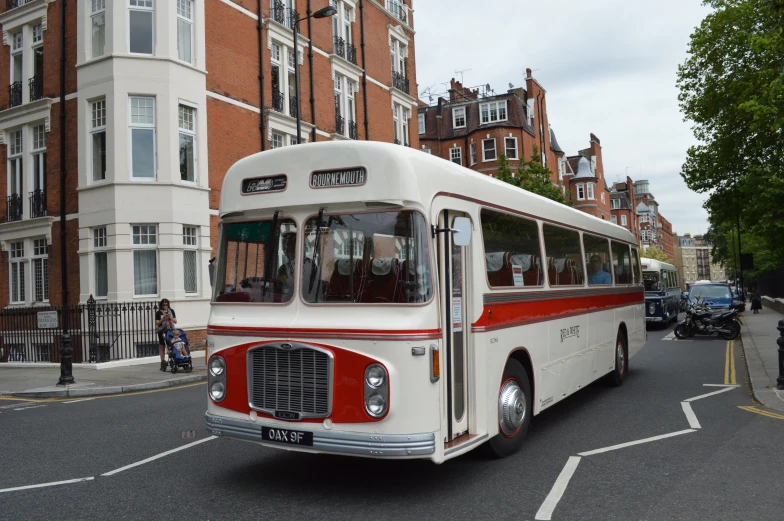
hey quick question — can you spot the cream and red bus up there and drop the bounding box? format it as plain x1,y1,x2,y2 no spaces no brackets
205,141,645,462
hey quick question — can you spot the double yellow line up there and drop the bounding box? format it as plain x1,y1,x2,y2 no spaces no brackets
738,406,784,420
724,340,736,385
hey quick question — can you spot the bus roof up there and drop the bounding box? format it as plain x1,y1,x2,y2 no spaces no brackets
639,258,677,272
220,141,638,245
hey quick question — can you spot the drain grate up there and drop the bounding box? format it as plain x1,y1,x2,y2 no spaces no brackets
182,430,196,439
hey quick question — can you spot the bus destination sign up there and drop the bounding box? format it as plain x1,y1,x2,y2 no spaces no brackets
242,174,287,195
310,167,366,189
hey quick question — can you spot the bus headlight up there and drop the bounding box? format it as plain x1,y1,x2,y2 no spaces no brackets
365,393,387,418
648,302,656,314
209,356,226,377
364,363,389,419
365,364,386,388
208,354,227,403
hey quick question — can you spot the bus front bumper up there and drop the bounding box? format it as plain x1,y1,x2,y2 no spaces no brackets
205,412,436,458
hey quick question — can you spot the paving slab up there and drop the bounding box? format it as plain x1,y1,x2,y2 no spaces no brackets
739,304,784,412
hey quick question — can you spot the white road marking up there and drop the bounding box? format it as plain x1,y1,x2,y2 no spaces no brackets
0,402,34,409
681,402,701,429
101,436,217,476
535,456,582,520
14,405,47,411
577,429,697,457
703,384,740,388
62,398,96,404
662,332,676,341
0,477,94,494
684,386,736,402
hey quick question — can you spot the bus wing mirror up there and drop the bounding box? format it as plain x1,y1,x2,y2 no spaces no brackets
452,217,471,246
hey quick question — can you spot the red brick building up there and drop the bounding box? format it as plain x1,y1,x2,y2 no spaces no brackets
0,0,418,335
659,214,675,262
563,134,612,221
610,177,640,242
417,69,566,188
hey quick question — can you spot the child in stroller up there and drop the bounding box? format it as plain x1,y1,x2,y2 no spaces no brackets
165,328,193,373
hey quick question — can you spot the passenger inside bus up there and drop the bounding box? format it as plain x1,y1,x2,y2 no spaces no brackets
275,232,297,295
587,255,612,284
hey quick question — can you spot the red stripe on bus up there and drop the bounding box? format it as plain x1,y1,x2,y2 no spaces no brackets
472,290,643,332
207,325,442,340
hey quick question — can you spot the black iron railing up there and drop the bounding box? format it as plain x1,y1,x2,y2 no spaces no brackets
28,75,42,102
29,189,46,218
9,81,22,108
392,71,409,94
271,1,298,29
336,112,345,135
272,89,284,113
348,120,357,140
0,296,163,364
289,95,298,118
6,193,22,222
386,0,407,23
333,37,358,65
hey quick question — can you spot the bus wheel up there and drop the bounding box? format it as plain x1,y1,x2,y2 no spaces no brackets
485,359,531,458
606,331,627,387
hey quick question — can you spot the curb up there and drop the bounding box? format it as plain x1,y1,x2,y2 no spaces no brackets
738,325,784,413
7,373,207,399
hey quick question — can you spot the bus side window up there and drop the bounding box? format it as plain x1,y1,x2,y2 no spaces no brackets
583,233,613,286
480,209,543,287
630,247,641,284
543,224,584,287
611,241,632,285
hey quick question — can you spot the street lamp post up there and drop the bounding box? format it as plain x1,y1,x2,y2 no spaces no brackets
292,4,337,144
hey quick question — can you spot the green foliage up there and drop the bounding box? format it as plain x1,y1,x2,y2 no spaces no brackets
705,222,779,284
677,0,784,270
640,246,669,262
496,146,572,206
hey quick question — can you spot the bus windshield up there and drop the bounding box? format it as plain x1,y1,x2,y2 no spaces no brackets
643,271,661,292
301,211,432,304
214,218,297,303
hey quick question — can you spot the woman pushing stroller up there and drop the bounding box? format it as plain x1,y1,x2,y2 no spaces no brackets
155,299,177,371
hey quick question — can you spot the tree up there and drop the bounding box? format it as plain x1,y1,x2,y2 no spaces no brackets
677,0,784,269
640,246,669,262
496,146,572,206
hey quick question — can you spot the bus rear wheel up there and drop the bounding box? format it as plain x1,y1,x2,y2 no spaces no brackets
606,330,627,387
484,359,531,459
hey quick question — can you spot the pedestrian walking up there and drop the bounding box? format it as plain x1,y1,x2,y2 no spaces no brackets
155,299,177,371
750,289,762,314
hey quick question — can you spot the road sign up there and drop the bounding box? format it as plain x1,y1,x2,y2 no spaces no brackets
36,311,58,329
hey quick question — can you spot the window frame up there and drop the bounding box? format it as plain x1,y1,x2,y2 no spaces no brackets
178,103,197,183
9,241,26,304
30,124,46,195
542,223,586,287
94,227,109,299
611,215,617,224
131,224,158,297
417,112,425,134
183,225,198,295
482,138,496,162
479,100,508,124
32,238,49,302
469,142,476,166
452,106,466,129
128,96,156,180
128,0,155,56
621,214,627,226
271,132,285,149
450,146,462,166
504,137,518,160
91,99,107,182
576,183,585,201
176,0,194,64
586,182,595,200
91,0,106,58
479,208,544,288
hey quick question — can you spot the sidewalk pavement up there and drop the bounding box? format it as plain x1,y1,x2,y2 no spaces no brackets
739,304,784,413
0,351,206,398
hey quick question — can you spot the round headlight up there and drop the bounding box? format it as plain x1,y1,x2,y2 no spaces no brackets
365,393,387,418
210,381,225,402
365,364,386,388
648,302,656,314
209,356,225,377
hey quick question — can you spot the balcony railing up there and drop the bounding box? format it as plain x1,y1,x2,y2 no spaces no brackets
272,89,284,113
386,0,407,23
335,112,345,135
6,193,22,222
9,81,22,108
392,71,409,94
271,0,298,29
289,95,298,118
333,37,358,65
6,0,29,10
29,189,46,218
28,76,43,102
348,120,357,140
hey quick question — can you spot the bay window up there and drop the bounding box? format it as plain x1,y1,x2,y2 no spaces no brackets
132,225,157,296
183,226,198,294
450,146,462,166
91,99,107,181
482,138,496,162
587,182,595,200
480,100,507,124
129,96,156,179
92,0,106,58
178,104,196,182
177,0,193,64
94,227,108,298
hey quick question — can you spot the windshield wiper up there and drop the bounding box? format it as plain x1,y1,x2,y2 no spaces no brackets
308,207,326,295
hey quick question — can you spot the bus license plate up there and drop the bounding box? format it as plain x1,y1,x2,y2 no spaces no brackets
261,426,313,447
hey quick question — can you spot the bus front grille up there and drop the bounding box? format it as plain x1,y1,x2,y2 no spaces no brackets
249,344,332,418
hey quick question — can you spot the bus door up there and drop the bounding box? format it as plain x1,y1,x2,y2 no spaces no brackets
437,210,472,441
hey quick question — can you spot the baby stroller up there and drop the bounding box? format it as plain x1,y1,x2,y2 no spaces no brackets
165,328,193,373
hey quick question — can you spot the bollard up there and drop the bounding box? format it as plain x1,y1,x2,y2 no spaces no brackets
777,320,784,391
57,333,75,386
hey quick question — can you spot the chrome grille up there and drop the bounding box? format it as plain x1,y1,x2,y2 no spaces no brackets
249,344,332,417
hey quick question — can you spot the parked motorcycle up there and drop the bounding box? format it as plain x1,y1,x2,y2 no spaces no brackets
674,297,741,340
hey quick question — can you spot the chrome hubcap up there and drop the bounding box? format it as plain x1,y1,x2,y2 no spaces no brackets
499,380,526,436
617,342,625,373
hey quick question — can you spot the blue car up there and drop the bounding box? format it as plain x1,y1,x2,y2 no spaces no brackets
687,283,733,310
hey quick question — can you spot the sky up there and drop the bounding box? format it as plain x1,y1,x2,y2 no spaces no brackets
413,0,712,236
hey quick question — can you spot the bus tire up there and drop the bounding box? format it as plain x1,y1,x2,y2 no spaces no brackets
484,359,532,459
606,330,627,387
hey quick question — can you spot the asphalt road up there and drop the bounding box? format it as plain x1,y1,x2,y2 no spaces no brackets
2,317,784,521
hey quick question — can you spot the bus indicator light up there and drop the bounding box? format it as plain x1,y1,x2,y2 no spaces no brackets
430,344,440,383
